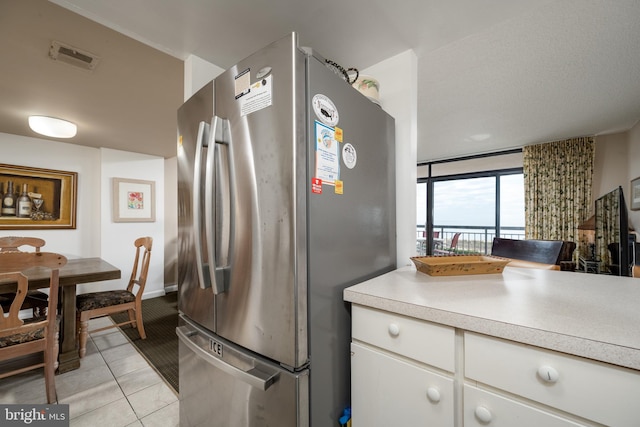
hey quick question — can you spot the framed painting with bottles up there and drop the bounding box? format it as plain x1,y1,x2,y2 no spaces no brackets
0,164,77,229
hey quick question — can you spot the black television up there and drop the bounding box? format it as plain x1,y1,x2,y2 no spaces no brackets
594,186,631,276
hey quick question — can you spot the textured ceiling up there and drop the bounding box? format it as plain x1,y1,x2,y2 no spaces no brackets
2,0,640,161
0,1,183,158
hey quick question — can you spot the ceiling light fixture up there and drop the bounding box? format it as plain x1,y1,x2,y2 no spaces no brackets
467,133,491,142
28,116,77,138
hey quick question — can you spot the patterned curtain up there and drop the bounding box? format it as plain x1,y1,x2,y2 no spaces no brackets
523,137,594,261
594,188,620,273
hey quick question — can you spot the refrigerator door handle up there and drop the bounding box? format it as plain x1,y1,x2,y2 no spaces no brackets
193,121,211,291
206,116,232,295
177,325,279,391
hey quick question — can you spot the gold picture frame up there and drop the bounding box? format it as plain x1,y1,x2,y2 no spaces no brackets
112,178,156,222
0,164,77,229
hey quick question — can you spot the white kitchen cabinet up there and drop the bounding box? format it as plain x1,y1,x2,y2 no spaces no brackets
350,305,455,426
351,304,455,372
351,342,454,426
465,332,640,426
464,385,584,427
351,305,640,426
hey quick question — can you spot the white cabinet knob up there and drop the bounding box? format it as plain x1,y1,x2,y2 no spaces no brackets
426,387,441,403
475,406,493,423
388,323,400,337
537,365,559,383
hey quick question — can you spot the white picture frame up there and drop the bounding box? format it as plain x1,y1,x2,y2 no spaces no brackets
631,176,640,211
112,178,156,222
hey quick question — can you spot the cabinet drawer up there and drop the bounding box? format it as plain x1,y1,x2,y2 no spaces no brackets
465,332,640,426
464,385,585,427
351,342,454,427
352,305,455,372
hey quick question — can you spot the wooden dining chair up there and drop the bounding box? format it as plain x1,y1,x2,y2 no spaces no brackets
76,236,152,358
0,251,67,404
0,236,50,317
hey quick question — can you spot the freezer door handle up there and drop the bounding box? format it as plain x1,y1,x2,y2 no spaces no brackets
177,325,279,391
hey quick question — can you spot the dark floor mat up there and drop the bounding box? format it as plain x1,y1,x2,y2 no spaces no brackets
111,292,178,392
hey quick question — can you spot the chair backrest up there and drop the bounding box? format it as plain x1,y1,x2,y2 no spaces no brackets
0,252,67,336
449,233,461,250
491,237,574,265
0,236,46,253
127,237,153,296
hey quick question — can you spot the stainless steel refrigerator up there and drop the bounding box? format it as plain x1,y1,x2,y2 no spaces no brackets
176,32,396,427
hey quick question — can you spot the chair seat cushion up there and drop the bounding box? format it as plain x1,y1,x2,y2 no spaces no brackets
0,290,48,299
25,290,49,303
0,315,60,348
76,290,136,312
0,290,49,311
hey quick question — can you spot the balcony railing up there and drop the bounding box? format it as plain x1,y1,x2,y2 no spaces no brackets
416,225,525,256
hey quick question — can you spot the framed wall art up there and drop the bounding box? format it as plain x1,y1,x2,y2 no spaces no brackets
0,163,77,229
112,178,156,222
631,176,640,211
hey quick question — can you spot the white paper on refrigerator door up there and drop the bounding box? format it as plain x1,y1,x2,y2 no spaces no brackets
240,75,273,116
314,121,340,185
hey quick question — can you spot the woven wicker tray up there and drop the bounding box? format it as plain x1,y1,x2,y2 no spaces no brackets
411,255,510,276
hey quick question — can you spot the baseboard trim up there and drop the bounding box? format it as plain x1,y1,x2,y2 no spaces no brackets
141,284,177,300
142,289,166,300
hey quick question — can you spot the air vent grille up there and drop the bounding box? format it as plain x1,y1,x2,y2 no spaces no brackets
49,40,100,71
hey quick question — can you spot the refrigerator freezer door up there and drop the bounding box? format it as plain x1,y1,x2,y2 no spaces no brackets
177,81,216,332
178,319,309,427
213,33,308,368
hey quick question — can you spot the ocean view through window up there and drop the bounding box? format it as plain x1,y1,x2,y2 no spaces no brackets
417,170,524,255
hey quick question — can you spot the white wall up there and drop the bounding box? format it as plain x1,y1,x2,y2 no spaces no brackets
593,133,629,201
591,128,640,234
0,132,101,256
0,133,166,298
184,54,224,100
627,120,640,233
164,157,177,288
363,50,418,268
96,148,165,298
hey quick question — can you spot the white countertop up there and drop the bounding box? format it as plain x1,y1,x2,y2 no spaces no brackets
344,266,640,370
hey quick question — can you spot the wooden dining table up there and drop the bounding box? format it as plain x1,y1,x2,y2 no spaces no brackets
0,257,121,373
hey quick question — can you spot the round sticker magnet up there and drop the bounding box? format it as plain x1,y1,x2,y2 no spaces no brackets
312,94,339,127
342,143,357,169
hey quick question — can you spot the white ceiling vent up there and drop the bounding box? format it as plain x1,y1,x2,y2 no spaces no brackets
49,40,100,71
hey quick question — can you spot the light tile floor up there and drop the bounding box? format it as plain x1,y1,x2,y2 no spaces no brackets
0,317,179,426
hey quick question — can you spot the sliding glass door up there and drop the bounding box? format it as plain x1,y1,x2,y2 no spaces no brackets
417,170,524,255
